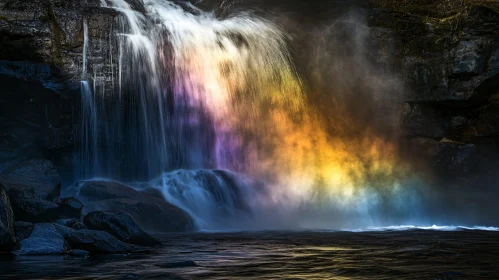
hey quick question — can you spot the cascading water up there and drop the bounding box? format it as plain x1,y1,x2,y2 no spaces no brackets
78,0,425,230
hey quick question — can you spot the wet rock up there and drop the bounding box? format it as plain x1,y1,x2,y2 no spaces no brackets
452,40,487,76
55,225,139,254
156,260,197,268
8,195,60,223
9,193,83,223
67,249,89,258
65,181,195,232
0,185,16,252
83,211,160,246
14,222,34,242
0,0,117,179
0,159,61,201
56,219,86,230
57,197,83,219
369,5,499,101
13,223,69,255
124,0,147,13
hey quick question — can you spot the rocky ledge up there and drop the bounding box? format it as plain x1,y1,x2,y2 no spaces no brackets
369,0,499,187
0,158,194,256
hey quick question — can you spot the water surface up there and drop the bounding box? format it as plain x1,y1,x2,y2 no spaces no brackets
1,229,498,279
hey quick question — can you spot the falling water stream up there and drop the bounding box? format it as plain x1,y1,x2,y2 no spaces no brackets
77,0,429,230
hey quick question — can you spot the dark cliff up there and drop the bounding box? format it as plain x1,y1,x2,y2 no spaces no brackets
369,0,499,187
0,0,116,181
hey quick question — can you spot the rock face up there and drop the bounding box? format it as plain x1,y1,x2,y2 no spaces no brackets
13,223,69,255
65,181,195,232
0,0,117,181
0,185,15,252
0,159,86,225
0,159,61,201
83,211,160,246
369,1,499,184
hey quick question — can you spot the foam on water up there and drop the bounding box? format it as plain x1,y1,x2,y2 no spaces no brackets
347,225,499,232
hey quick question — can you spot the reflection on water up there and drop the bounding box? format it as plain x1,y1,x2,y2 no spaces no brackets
1,230,498,279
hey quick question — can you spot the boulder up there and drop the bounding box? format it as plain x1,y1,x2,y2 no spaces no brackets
8,195,60,223
0,160,61,201
9,192,83,223
13,223,69,255
56,219,86,230
83,211,160,246
0,185,16,252
64,181,195,232
57,197,83,219
55,225,139,254
14,222,34,242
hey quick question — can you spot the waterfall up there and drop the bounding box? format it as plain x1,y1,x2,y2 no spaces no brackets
77,0,422,230
78,0,301,181
82,18,88,79
148,169,267,230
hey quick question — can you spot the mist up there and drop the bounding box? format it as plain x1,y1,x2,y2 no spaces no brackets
74,0,498,230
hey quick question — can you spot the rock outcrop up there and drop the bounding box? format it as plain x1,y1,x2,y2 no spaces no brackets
55,225,141,255
369,0,499,184
0,159,61,200
84,211,160,246
65,180,195,232
0,0,117,181
8,196,60,223
0,157,161,256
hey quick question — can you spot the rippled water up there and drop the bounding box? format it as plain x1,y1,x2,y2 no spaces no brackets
1,229,498,279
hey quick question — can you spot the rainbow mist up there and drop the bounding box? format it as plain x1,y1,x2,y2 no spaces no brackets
78,0,424,230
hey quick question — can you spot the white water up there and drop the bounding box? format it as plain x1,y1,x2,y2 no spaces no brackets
347,225,499,232
78,0,299,180
78,0,306,229
148,169,268,230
